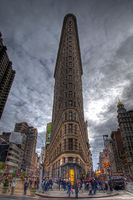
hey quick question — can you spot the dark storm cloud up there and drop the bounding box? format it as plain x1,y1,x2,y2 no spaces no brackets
0,0,133,168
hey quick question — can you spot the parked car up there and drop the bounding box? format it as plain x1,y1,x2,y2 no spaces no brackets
111,176,125,190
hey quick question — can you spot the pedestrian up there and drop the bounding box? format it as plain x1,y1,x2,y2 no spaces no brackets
89,179,94,195
29,179,32,189
75,181,79,199
11,179,16,195
108,179,113,192
99,180,104,192
24,180,28,195
105,182,108,192
93,179,98,195
49,179,53,190
58,178,61,190
67,181,71,197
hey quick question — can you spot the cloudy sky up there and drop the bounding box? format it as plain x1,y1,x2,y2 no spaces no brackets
0,0,133,170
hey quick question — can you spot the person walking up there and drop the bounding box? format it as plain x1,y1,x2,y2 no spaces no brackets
105,181,108,192
58,178,61,190
89,178,94,195
24,180,28,195
75,181,79,199
67,181,71,197
11,179,16,195
93,179,98,195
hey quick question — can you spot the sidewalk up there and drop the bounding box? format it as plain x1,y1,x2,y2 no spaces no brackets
126,181,133,194
0,194,37,199
36,189,119,199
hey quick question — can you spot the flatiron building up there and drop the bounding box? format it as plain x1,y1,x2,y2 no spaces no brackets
44,14,92,180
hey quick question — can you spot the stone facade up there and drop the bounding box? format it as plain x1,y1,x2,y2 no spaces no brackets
14,122,38,175
111,129,124,173
117,101,133,178
44,14,92,179
0,32,15,118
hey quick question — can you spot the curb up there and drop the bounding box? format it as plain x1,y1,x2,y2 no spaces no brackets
126,190,133,195
36,192,119,199
0,194,37,199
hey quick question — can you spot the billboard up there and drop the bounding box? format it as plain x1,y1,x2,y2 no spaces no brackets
69,169,74,186
46,123,51,144
9,132,23,144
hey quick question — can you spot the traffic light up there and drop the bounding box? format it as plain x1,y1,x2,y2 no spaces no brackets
106,162,109,168
103,161,109,168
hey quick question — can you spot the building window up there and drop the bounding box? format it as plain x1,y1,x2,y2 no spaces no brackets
75,125,77,134
79,143,81,151
64,139,66,150
68,75,72,80
69,91,72,98
75,139,77,150
69,111,72,120
68,157,73,162
65,125,66,134
68,138,73,150
68,83,72,88
65,112,67,120
59,143,61,152
68,124,73,133
68,100,72,106
69,68,72,73
65,92,67,98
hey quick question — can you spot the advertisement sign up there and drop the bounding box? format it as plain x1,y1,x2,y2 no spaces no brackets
9,132,23,144
46,123,51,144
69,169,74,185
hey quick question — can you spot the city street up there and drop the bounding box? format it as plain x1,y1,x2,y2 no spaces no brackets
0,191,133,200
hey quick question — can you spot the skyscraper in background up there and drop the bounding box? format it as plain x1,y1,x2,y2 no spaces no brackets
117,101,133,178
0,32,15,118
14,122,38,175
